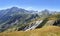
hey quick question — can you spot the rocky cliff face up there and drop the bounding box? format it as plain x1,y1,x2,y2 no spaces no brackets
24,20,43,31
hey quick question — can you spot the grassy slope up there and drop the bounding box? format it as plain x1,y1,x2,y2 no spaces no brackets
43,14,60,27
0,26,60,36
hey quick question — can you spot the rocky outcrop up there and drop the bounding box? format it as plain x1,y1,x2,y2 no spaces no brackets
43,20,60,27
44,20,56,26
24,20,43,31
53,20,60,26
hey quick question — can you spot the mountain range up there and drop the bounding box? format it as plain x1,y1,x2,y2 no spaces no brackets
0,7,60,33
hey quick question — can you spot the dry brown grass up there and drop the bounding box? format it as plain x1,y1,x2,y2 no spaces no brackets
0,26,60,36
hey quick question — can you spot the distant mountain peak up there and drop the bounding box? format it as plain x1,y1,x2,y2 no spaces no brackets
42,9,49,12
10,7,19,10
11,7,19,9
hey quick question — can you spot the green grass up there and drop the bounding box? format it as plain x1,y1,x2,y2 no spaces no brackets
48,14,60,20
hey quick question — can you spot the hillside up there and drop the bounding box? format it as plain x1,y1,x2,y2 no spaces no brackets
0,7,51,32
0,26,60,36
0,7,60,36
0,7,40,32
44,14,60,27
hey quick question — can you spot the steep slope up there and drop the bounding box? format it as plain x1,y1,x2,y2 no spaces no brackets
44,20,55,27
0,8,60,33
25,20,43,31
44,14,60,27
0,7,39,32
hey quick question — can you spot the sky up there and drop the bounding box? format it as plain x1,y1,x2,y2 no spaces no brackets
0,0,60,11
